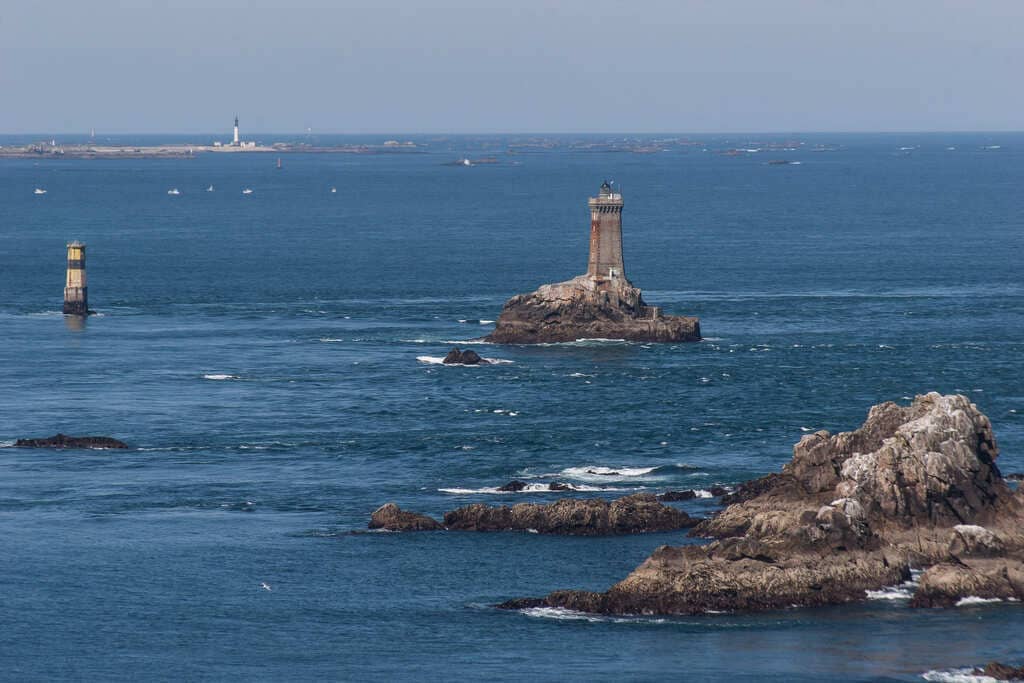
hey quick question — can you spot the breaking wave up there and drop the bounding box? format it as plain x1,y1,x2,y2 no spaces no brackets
921,668,996,683
203,374,239,380
439,483,626,495
417,356,513,365
865,569,922,600
525,464,696,482
519,607,666,624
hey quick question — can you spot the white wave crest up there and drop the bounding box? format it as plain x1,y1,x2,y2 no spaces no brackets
922,668,997,683
866,586,913,600
203,374,239,380
520,606,666,624
417,356,512,366
866,569,922,600
955,596,1006,607
439,483,625,494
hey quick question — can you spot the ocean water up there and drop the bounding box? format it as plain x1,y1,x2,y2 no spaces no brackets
1,133,1023,682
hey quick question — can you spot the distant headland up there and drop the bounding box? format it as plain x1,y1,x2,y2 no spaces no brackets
0,115,423,159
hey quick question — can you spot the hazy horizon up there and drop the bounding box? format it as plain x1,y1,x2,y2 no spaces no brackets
2,0,1022,135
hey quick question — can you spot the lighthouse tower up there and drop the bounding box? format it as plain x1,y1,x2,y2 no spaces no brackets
63,241,88,315
233,116,240,145
587,181,626,281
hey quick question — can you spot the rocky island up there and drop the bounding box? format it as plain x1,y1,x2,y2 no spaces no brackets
485,182,700,344
369,493,696,535
499,393,1024,614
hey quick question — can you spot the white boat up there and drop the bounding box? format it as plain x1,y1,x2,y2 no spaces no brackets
330,187,337,193
206,185,215,192
167,188,180,195
33,188,47,195
242,188,253,195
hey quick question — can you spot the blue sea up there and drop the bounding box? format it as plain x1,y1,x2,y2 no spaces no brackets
1,133,1023,681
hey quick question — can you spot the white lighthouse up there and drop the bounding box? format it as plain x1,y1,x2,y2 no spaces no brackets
233,115,240,145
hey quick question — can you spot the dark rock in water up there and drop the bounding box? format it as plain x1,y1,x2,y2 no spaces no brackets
442,348,489,365
719,472,793,505
499,393,1024,615
368,503,443,531
497,480,528,492
443,493,696,535
1005,473,1024,482
13,433,128,449
708,486,729,497
659,490,697,501
975,662,1024,680
548,482,572,491
485,276,700,344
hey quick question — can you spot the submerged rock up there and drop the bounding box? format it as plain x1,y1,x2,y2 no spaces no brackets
13,434,128,449
442,348,489,365
368,503,443,531
485,276,700,344
499,393,1024,615
497,480,528,492
443,493,695,535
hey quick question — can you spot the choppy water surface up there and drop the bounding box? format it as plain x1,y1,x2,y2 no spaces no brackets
1,133,1023,681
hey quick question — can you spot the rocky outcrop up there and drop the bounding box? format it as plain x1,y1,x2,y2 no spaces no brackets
368,503,443,531
442,348,489,365
484,275,700,344
444,493,695,535
13,434,128,449
499,393,1024,615
975,662,1024,680
368,494,696,535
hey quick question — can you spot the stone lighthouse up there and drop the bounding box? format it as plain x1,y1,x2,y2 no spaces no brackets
485,180,701,344
63,241,89,315
587,181,625,281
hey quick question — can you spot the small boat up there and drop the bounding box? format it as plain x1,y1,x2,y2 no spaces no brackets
330,187,337,194
33,188,47,195
167,188,181,195
206,185,215,192
242,188,253,195
276,158,282,169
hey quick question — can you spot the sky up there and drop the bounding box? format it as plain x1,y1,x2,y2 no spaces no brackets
1,0,1021,134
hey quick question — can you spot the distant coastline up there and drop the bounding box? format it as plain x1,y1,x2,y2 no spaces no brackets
0,140,424,159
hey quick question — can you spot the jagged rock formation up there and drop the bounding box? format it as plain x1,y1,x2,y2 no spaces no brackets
498,393,1024,615
442,348,489,365
367,493,696,535
13,434,128,449
369,503,443,531
485,276,700,344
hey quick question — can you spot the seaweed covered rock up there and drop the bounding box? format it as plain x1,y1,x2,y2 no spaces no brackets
368,503,443,532
444,493,695,535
